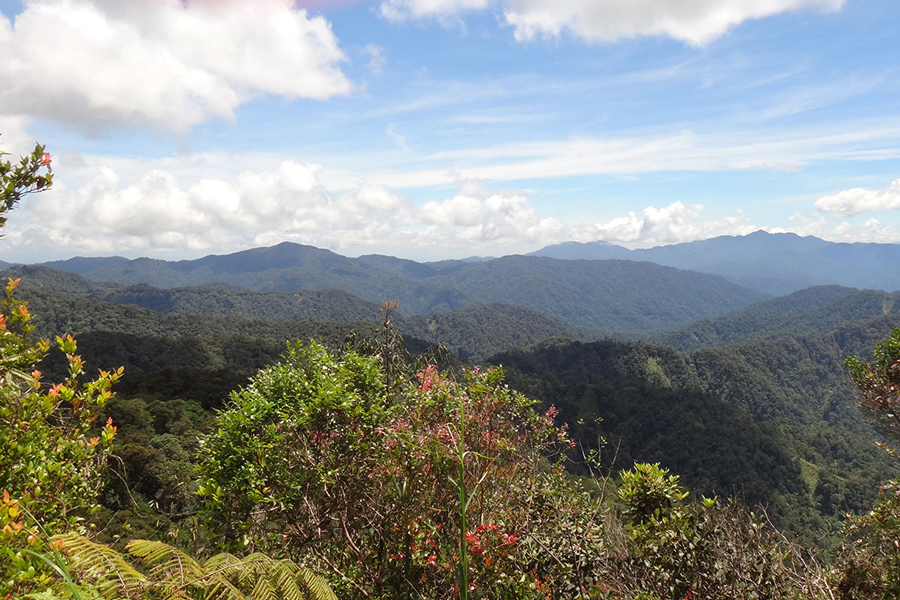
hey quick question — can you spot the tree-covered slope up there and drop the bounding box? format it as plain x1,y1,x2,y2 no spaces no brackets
660,285,900,351
4,265,385,324
491,330,900,538
397,303,581,361
428,255,766,334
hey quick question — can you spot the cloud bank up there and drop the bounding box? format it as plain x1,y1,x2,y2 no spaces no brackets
0,0,352,135
3,160,760,260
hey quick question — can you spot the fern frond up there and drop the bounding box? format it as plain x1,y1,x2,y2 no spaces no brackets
202,552,336,600
54,532,147,599
295,567,337,600
205,551,267,586
125,539,204,586
250,574,278,600
271,563,306,600
197,577,246,600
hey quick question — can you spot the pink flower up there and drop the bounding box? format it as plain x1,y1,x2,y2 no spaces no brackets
40,153,51,167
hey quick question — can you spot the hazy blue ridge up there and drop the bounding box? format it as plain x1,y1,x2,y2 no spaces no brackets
531,231,900,295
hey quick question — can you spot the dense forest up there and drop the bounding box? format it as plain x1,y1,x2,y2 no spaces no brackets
3,145,900,599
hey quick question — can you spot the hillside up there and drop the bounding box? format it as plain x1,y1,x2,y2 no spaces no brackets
16,280,576,387
660,285,900,350
397,303,581,361
532,231,900,295
492,321,900,537
37,244,766,336
5,265,385,323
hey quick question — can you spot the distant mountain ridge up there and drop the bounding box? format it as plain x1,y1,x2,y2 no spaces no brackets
35,243,766,336
531,231,900,295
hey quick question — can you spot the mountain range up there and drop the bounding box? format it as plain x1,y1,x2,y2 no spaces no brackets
33,243,766,337
531,230,900,295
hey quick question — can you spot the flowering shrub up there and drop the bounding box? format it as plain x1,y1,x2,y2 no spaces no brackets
198,341,604,599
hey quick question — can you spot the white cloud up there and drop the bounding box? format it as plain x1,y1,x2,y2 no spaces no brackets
0,116,39,157
378,0,843,45
771,215,900,244
364,121,900,189
6,160,415,257
415,186,566,249
0,0,352,133
572,202,756,247
815,179,900,217
503,0,843,46
10,154,900,262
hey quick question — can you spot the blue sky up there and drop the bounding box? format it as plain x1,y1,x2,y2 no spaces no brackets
1,0,899,261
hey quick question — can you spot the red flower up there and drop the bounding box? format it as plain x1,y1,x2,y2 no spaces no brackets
40,153,51,167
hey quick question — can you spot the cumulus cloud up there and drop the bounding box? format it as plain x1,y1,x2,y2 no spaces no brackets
378,0,842,45
416,187,566,248
815,179,900,217
770,213,899,244
0,0,352,133
7,160,414,257
571,202,756,247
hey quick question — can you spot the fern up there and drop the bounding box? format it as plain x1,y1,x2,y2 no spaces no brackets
53,534,336,600
125,539,205,587
54,532,147,599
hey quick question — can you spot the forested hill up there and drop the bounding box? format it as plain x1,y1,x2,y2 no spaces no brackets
660,285,900,351
492,326,900,538
36,244,767,336
11,268,581,382
5,264,385,323
531,230,900,295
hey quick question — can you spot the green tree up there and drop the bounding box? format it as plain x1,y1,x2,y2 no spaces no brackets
844,327,900,450
837,331,900,598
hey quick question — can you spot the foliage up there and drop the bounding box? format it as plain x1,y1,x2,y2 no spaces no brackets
606,463,831,600
198,339,608,599
832,480,900,599
844,326,900,447
494,336,900,541
0,142,124,597
835,328,900,598
0,278,121,532
0,142,53,230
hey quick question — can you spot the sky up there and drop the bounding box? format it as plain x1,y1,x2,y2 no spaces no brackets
1,0,899,262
